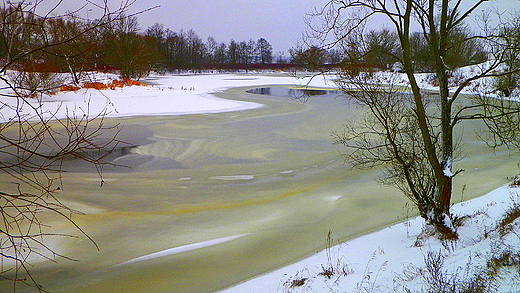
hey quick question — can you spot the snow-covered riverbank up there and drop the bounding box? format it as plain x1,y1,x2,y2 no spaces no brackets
2,70,519,292
0,72,337,122
222,184,520,292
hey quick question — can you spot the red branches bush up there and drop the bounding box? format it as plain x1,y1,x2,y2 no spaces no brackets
56,79,143,93
60,85,81,92
108,78,142,89
82,82,109,90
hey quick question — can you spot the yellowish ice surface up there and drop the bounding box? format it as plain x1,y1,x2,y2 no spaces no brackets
2,86,517,293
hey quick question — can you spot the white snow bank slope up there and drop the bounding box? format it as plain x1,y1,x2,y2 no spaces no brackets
222,185,520,292
0,73,336,122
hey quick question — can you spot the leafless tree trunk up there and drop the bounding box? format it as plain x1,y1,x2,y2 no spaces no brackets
310,0,520,236
0,0,146,291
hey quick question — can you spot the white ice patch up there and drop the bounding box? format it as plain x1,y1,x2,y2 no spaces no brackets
84,178,119,182
118,234,249,266
209,175,255,180
325,195,342,202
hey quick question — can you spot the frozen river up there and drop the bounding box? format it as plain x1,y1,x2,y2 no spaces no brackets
6,85,518,293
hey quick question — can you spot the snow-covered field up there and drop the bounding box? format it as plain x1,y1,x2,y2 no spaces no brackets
0,63,506,123
1,68,519,292
0,72,337,122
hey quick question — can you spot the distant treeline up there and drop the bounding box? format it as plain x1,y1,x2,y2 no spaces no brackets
0,7,330,78
145,23,277,70
0,4,488,79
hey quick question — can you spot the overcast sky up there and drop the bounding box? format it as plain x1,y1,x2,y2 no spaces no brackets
131,0,519,53
128,0,329,53
37,0,520,54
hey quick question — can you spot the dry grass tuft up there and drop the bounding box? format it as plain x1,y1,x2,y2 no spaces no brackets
289,278,307,288
510,175,520,187
497,200,520,236
60,79,143,93
108,78,143,89
318,265,334,279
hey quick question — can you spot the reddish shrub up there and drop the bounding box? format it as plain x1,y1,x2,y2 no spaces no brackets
81,79,142,91
122,78,142,86
60,85,80,92
108,78,143,89
82,82,108,90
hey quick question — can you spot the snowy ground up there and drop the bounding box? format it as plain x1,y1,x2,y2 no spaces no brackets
0,72,337,122
223,185,520,292
0,63,507,123
1,68,519,292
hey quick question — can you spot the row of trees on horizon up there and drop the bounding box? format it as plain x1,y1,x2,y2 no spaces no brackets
1,1,495,81
0,3,512,93
0,2,318,79
144,22,278,70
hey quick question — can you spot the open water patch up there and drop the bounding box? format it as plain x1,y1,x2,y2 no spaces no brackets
247,87,340,99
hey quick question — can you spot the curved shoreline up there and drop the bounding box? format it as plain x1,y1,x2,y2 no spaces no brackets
0,73,338,123
6,73,518,293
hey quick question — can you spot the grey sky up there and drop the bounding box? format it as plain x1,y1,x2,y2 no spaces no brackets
129,0,519,53
36,0,520,54
129,0,329,53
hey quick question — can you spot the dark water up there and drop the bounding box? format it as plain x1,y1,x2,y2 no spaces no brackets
246,87,340,98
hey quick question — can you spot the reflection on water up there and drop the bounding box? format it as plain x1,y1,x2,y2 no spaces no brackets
247,87,339,100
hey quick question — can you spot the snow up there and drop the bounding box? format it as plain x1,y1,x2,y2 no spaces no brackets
222,185,520,292
351,61,513,99
0,63,504,123
117,233,249,266
443,168,454,177
1,68,520,292
443,157,454,178
0,72,337,122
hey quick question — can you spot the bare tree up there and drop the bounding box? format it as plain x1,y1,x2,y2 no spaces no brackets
408,24,487,73
310,0,520,236
340,27,401,70
0,0,142,291
101,15,158,78
494,15,520,97
289,45,329,68
364,28,401,69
